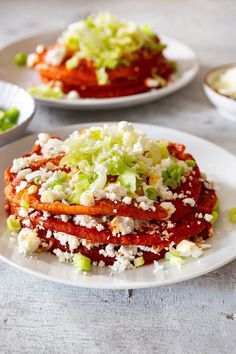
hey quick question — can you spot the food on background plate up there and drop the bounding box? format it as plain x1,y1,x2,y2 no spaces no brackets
19,12,176,99
212,66,236,99
5,122,219,273
0,107,20,133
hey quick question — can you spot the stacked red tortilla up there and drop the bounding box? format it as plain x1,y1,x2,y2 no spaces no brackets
5,124,217,272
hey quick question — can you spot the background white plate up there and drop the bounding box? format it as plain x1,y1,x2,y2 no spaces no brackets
0,123,236,289
0,30,199,110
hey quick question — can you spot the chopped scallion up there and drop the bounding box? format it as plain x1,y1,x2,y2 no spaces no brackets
228,207,236,224
134,256,145,267
73,253,92,272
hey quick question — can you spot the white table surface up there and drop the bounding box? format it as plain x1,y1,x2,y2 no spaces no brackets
0,0,236,353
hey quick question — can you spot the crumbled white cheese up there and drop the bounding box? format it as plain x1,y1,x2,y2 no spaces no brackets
110,246,138,272
122,196,132,205
46,230,52,238
110,216,135,235
136,196,156,211
204,214,213,222
99,244,116,258
160,202,176,218
10,154,41,173
45,46,66,66
145,77,159,88
105,182,127,202
81,239,99,250
67,90,80,99
36,44,45,54
27,53,39,67
40,211,51,220
57,214,70,223
73,215,104,231
25,168,49,183
183,198,196,207
30,211,40,219
35,133,50,147
22,219,31,228
53,249,74,262
18,228,41,254
53,232,80,252
41,138,68,158
176,240,203,258
98,260,105,267
15,181,28,193
16,168,32,181
18,207,29,218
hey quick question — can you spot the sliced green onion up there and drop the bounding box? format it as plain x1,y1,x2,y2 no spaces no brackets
28,85,63,99
211,210,218,224
0,110,5,120
134,256,145,267
5,107,20,123
213,199,220,212
228,207,236,224
53,184,64,192
20,199,29,209
7,215,21,232
73,253,92,272
41,192,54,204
146,187,157,200
169,247,181,257
159,141,170,159
162,163,185,189
28,185,38,194
164,251,185,266
96,67,108,85
186,159,196,168
34,177,41,185
170,60,177,71
65,56,79,70
118,170,136,193
14,52,27,66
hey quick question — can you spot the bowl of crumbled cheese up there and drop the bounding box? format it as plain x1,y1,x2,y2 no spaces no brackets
203,64,236,121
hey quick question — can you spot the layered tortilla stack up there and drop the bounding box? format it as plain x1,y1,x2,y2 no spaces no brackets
28,12,175,99
5,122,218,272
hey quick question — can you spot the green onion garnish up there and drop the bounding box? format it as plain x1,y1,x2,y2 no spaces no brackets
213,199,220,212
14,52,27,66
228,208,236,224
186,159,196,168
73,253,92,272
159,141,170,159
34,177,41,185
211,210,218,224
28,185,38,194
146,187,157,200
7,215,21,232
20,199,30,209
134,256,145,267
162,163,185,190
0,107,20,133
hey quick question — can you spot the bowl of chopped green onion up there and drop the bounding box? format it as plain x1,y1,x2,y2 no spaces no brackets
0,80,35,146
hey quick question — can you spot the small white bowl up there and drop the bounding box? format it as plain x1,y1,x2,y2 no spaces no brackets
203,64,236,122
0,81,35,146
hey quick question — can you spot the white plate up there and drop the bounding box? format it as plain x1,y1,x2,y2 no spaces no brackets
0,123,236,289
0,30,199,110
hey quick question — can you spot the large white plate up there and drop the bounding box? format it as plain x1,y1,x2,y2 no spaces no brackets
0,123,236,289
0,30,199,110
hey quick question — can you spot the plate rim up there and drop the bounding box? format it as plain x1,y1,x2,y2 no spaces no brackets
0,30,199,109
0,122,236,289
